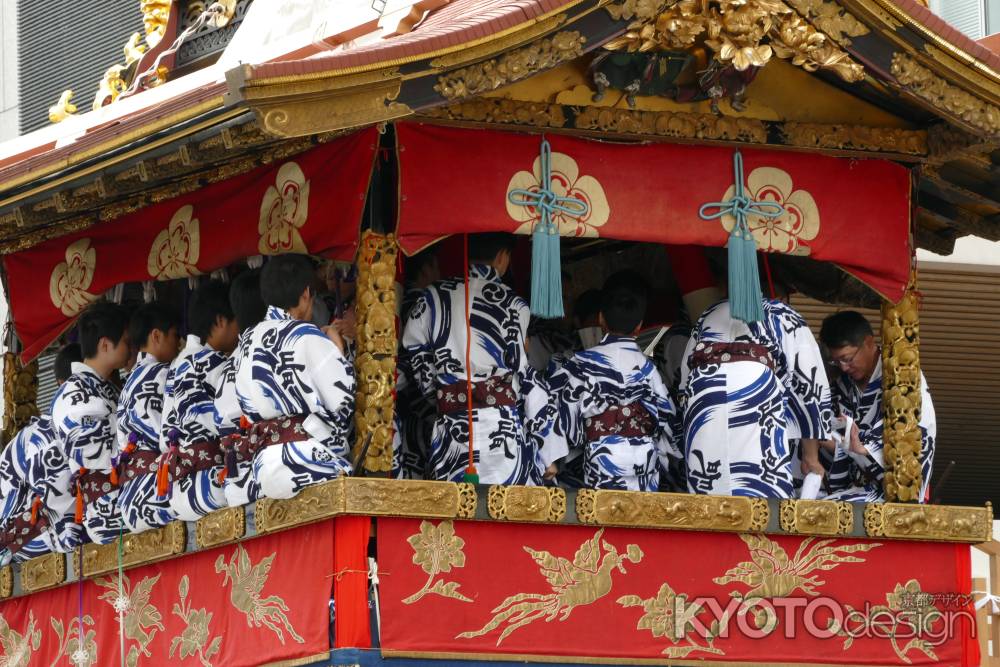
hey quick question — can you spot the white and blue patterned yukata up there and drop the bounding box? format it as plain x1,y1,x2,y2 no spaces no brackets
400,265,551,485
235,306,355,500
116,353,174,532
546,335,680,492
0,418,58,562
161,335,229,520
22,415,79,553
217,330,260,506
680,298,833,499
824,356,936,503
51,362,123,544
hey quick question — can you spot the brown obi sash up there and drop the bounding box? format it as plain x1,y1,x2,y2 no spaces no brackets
0,500,48,554
220,416,309,480
584,404,655,442
175,440,224,478
78,470,115,507
688,341,775,371
118,450,161,485
436,374,517,416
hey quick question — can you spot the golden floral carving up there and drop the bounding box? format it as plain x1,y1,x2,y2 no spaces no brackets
170,575,223,666
719,166,819,255
459,528,643,645
50,614,97,667
434,31,586,100
81,522,186,577
507,150,609,238
96,572,164,665
48,91,78,124
881,271,923,503
403,520,472,604
835,580,939,662
618,583,725,659
782,122,927,155
781,0,869,46
195,507,247,549
92,65,127,111
604,0,864,81
344,479,478,519
148,204,201,280
778,499,853,535
0,566,11,599
864,502,993,542
254,478,346,535
575,105,769,143
258,161,310,255
354,231,399,472
713,534,879,598
891,53,1000,136
2,354,39,443
576,489,769,533
488,485,567,523
215,544,304,645
420,99,567,127
49,237,98,317
0,610,41,667
21,552,66,593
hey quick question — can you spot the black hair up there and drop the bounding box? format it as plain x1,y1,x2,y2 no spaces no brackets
468,233,516,264
54,343,83,383
404,248,439,287
230,269,267,332
188,280,234,342
573,289,603,323
820,310,874,349
600,270,648,335
77,302,130,359
260,254,315,310
128,303,179,350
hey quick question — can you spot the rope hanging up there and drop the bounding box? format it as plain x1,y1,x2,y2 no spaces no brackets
507,138,590,319
698,151,785,323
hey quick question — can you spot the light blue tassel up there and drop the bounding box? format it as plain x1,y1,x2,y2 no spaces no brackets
509,138,589,319
699,151,785,324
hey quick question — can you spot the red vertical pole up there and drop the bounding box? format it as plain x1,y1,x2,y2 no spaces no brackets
334,516,372,648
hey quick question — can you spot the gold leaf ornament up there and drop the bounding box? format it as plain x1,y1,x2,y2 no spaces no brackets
148,204,201,280
836,579,940,662
258,161,310,256
96,572,164,662
170,575,223,666
0,611,41,667
403,520,472,604
49,238,98,316
215,545,304,645
618,582,725,658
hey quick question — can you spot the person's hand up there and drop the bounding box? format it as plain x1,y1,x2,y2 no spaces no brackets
820,438,837,453
333,307,357,340
849,423,867,455
801,457,825,476
543,463,559,481
322,324,346,354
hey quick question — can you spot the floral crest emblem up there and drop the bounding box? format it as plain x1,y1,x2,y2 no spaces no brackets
148,204,201,280
49,238,98,316
403,520,472,605
719,167,820,255
258,161,310,255
506,151,609,238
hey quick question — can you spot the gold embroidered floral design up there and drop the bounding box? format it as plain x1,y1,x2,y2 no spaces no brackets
834,579,939,662
49,615,97,667
96,572,164,666
619,582,725,659
720,167,820,255
0,611,41,667
506,151,609,238
49,238,97,316
258,161,310,255
713,535,879,599
148,204,201,280
215,544,304,645
171,575,223,666
458,528,643,645
403,520,472,604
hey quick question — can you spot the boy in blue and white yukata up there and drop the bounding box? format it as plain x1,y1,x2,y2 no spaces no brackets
235,254,355,500
161,281,239,521
546,272,680,491
116,304,180,533
401,233,554,485
51,302,132,544
680,294,832,499
819,311,936,503
216,269,268,507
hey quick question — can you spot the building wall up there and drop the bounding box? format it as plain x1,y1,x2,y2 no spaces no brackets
0,1,18,142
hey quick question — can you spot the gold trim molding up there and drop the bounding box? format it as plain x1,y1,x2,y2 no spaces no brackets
21,552,66,593
575,490,770,532
891,53,1000,137
488,485,567,523
779,499,853,535
781,122,926,155
195,506,246,549
81,521,186,577
0,565,11,599
865,502,993,542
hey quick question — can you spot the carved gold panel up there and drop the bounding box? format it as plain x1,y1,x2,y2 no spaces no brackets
195,506,247,549
255,478,347,535
488,485,566,523
779,499,853,536
22,553,66,593
865,502,993,543
0,565,12,599
345,479,477,520
576,490,769,532
82,521,186,577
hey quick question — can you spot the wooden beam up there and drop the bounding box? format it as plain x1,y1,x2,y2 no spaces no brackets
918,191,1000,241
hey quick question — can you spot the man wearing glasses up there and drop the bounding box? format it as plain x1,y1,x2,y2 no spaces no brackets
819,311,936,503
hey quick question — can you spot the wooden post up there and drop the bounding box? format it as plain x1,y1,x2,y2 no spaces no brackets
880,270,923,502
353,231,399,473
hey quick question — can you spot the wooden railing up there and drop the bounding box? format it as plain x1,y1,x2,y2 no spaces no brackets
975,539,1000,666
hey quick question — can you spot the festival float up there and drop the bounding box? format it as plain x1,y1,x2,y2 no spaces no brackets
0,0,995,665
